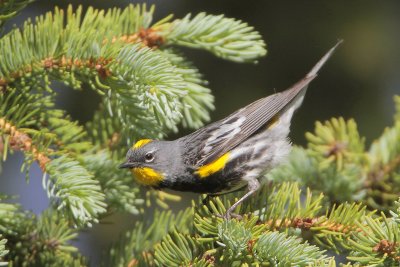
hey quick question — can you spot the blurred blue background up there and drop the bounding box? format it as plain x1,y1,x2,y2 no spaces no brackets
1,0,399,265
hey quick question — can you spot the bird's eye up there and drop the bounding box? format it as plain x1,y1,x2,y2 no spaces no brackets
145,152,154,162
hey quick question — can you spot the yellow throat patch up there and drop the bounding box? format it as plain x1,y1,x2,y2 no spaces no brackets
133,139,153,149
195,152,230,178
131,167,164,186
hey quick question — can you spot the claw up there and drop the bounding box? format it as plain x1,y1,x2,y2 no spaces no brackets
224,211,242,220
214,210,243,220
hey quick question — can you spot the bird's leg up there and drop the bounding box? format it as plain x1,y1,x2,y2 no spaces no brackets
224,178,260,220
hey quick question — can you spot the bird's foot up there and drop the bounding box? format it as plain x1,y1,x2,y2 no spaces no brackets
224,211,242,220
215,210,242,220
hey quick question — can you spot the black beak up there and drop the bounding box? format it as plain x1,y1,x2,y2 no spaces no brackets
119,162,135,169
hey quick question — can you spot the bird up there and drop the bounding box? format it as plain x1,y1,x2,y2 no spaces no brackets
119,40,342,219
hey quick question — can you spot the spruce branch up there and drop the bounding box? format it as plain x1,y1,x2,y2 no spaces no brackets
217,220,253,262
309,257,353,267
253,231,326,266
45,113,93,154
348,215,400,265
106,209,193,267
192,191,330,266
85,105,123,155
162,13,267,63
311,203,368,253
0,116,50,171
159,48,214,129
0,234,7,266
37,211,78,251
0,196,23,235
305,117,366,171
81,150,143,215
154,231,207,267
0,88,91,161
103,43,188,134
247,182,324,223
144,190,183,211
390,198,400,224
367,116,400,210
194,183,322,237
7,2,400,266
10,212,86,266
368,118,400,176
192,183,377,264
44,156,107,227
0,4,265,145
0,2,267,236
267,97,400,210
0,114,106,226
268,118,369,203
0,0,33,28
0,198,84,266
0,4,213,141
1,3,257,226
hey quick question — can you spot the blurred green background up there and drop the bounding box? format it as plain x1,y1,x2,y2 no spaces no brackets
1,0,399,265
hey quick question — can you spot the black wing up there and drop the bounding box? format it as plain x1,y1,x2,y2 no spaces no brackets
181,40,343,167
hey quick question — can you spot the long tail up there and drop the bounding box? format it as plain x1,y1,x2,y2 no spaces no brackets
307,39,343,79
280,39,344,111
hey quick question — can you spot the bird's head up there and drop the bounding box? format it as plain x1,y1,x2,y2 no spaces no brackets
119,139,174,186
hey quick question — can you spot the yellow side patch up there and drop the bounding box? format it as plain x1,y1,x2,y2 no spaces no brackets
267,115,280,129
195,152,230,178
133,139,153,149
131,167,164,186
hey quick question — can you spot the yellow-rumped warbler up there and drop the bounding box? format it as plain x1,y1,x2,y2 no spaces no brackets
120,41,342,219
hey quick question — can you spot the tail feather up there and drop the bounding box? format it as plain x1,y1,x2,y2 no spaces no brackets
280,39,344,112
306,39,343,78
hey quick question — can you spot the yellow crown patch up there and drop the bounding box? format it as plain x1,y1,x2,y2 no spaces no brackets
133,139,153,149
